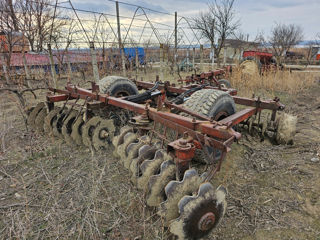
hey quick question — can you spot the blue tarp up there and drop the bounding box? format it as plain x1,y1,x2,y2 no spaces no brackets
122,47,145,64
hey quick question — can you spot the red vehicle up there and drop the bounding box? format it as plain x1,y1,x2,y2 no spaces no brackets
241,50,279,75
243,50,274,64
316,53,320,61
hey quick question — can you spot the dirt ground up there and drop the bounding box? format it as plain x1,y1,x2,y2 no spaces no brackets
0,74,319,240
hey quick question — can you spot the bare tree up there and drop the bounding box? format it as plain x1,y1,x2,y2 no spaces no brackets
231,31,256,58
0,0,27,84
269,23,304,61
193,0,240,65
6,0,19,31
51,20,76,73
253,30,268,48
17,0,66,52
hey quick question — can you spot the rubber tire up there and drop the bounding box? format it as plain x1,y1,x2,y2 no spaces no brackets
184,89,236,119
183,89,236,163
99,76,139,96
217,79,231,88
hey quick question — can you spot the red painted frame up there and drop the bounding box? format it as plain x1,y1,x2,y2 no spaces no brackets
46,81,283,153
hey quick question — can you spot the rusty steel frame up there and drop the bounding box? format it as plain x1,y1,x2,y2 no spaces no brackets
47,82,284,146
48,85,239,146
134,80,238,96
46,81,284,179
177,69,227,85
133,81,284,111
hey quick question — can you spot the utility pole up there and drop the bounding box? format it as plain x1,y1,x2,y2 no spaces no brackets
160,43,164,81
192,47,195,72
116,1,126,76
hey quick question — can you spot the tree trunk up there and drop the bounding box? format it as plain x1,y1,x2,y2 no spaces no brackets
1,54,10,85
210,42,215,70
7,0,19,31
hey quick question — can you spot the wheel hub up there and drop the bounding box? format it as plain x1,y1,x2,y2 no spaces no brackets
99,129,109,139
198,212,216,231
214,111,228,121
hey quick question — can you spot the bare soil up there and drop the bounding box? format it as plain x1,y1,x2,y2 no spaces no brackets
0,78,319,239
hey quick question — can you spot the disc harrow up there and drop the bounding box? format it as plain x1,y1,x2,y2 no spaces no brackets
52,108,69,139
124,135,147,169
27,102,45,129
70,112,85,145
34,106,47,132
44,107,61,135
81,116,102,147
146,159,176,207
25,75,295,239
92,119,115,151
61,110,78,145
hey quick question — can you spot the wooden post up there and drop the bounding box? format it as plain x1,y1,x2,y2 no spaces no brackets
186,49,190,72
165,44,169,76
66,52,72,82
121,47,126,76
211,46,215,70
240,48,243,61
144,47,147,74
200,44,204,72
192,47,195,72
160,43,164,81
135,47,139,73
22,52,31,87
90,42,100,83
48,43,57,88
102,41,106,74
130,56,133,72
22,52,30,79
223,47,227,65
104,44,108,74
110,48,114,74
116,1,126,76
174,11,178,73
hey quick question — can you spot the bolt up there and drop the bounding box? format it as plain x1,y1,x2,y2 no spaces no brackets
100,130,109,139
198,212,216,231
179,139,187,146
183,132,189,139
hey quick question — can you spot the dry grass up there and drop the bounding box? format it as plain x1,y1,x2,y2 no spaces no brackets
229,68,319,97
0,91,170,240
1,67,320,240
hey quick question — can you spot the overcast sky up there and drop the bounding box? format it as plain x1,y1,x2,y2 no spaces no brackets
72,0,320,42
